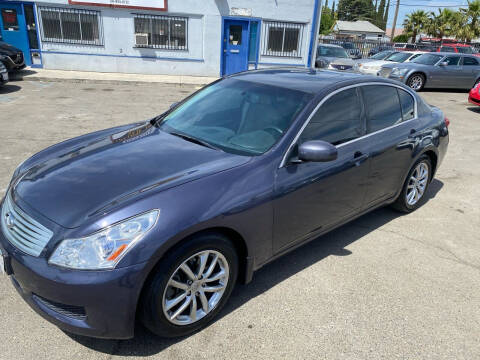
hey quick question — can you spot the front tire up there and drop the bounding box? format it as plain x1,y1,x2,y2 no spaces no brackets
406,73,425,91
140,233,238,337
392,155,432,213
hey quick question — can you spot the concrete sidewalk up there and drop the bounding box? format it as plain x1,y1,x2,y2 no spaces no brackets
11,67,218,85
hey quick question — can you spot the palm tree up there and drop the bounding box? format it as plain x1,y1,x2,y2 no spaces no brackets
427,9,457,40
458,0,480,40
403,10,429,42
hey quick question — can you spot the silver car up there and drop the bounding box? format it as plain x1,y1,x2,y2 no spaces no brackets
379,52,480,91
315,44,357,72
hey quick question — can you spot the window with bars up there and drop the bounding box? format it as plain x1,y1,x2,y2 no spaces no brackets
38,7,103,45
262,21,304,58
134,14,187,50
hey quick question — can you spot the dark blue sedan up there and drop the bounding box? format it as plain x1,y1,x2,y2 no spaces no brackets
0,69,449,339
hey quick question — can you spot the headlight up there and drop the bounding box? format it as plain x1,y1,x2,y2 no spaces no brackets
49,210,159,270
390,68,409,77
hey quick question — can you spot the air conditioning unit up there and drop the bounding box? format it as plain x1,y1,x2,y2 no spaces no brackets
135,33,149,46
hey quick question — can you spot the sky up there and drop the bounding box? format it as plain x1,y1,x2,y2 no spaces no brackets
385,0,469,28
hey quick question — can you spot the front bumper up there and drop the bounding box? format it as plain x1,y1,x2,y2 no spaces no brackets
1,53,25,71
0,230,148,339
0,70,8,85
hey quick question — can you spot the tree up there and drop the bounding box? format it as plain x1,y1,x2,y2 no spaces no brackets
458,0,480,40
403,10,429,42
392,34,409,42
320,5,335,34
376,0,386,27
331,0,336,18
427,9,457,39
338,0,375,22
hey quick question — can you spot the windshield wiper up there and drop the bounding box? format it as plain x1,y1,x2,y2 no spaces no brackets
168,131,221,151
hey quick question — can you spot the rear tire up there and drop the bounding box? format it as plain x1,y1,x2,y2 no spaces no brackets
140,233,238,338
407,73,425,91
392,155,432,213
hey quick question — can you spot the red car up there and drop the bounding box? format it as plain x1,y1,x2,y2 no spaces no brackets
437,44,480,57
469,82,480,106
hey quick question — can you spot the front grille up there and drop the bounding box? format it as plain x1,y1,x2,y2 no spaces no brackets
379,68,392,78
331,64,353,71
1,193,53,257
33,294,87,320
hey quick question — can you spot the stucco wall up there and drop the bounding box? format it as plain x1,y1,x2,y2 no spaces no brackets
35,0,316,76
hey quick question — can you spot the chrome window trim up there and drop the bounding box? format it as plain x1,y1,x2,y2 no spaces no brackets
279,82,418,168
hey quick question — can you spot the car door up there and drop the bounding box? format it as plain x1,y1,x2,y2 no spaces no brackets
461,56,480,88
360,84,420,205
431,55,463,88
272,87,370,253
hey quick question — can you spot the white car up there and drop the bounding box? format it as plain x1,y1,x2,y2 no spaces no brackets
357,51,425,76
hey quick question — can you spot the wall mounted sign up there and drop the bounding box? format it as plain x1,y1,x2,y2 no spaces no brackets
230,7,252,17
68,0,167,11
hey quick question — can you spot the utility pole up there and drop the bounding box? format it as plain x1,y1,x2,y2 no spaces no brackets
390,0,400,41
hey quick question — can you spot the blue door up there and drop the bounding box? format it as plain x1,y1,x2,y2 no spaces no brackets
0,2,31,65
222,20,249,75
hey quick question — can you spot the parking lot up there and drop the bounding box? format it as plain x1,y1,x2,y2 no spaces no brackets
0,79,479,359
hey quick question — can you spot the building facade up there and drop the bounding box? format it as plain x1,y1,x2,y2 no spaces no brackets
0,0,320,76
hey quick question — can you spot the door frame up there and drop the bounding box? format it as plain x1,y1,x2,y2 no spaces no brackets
220,16,261,77
0,0,42,67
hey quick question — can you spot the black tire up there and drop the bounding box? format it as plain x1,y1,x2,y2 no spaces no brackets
392,155,432,213
140,233,238,338
406,73,425,92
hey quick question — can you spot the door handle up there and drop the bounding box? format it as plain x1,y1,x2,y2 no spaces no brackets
351,152,369,166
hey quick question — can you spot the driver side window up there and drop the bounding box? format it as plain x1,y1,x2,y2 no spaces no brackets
299,87,365,146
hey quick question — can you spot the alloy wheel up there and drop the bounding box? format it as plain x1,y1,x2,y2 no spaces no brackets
162,250,229,326
408,75,423,91
406,162,429,206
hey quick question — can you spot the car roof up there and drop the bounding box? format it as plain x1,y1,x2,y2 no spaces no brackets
227,68,400,94
318,43,343,49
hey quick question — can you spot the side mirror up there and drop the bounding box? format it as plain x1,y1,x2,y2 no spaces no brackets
170,102,179,109
439,62,449,66
298,140,337,162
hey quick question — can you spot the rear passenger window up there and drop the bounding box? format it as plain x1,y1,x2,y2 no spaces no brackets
397,89,415,121
362,85,403,133
463,57,479,65
300,88,364,145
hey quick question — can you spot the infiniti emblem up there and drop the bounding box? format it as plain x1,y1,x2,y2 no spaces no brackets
5,212,15,230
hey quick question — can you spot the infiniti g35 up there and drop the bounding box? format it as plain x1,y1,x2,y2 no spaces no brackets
0,69,449,339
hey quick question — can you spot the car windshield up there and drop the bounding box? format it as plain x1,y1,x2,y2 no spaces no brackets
457,47,473,54
385,52,413,62
318,46,349,58
411,53,443,65
440,46,455,52
157,79,312,156
371,50,393,59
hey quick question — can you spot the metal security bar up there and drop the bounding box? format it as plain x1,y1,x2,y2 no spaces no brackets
134,14,187,50
262,21,304,58
38,7,103,46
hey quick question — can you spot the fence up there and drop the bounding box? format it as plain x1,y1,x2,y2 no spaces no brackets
318,37,480,59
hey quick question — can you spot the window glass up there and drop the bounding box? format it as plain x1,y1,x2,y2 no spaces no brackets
463,56,479,65
264,21,303,57
444,56,460,65
229,25,242,45
440,46,456,52
2,9,18,31
385,52,412,62
411,53,443,65
397,89,415,121
362,85,403,133
134,15,187,50
299,88,363,146
39,7,102,45
457,47,473,54
158,79,312,156
248,22,258,62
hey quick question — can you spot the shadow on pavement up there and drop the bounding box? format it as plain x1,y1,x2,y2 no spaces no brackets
66,179,444,356
0,84,21,94
422,88,469,94
467,106,480,114
8,69,37,81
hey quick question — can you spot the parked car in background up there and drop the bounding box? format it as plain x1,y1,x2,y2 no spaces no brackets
394,43,417,51
0,41,26,72
468,81,480,106
358,51,424,76
379,52,480,91
436,44,477,55
340,42,362,59
0,62,8,86
368,50,397,60
316,44,357,71
368,45,394,57
0,69,449,339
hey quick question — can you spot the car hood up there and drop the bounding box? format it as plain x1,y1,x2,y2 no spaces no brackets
13,122,250,228
0,41,21,56
360,60,390,68
381,62,427,70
